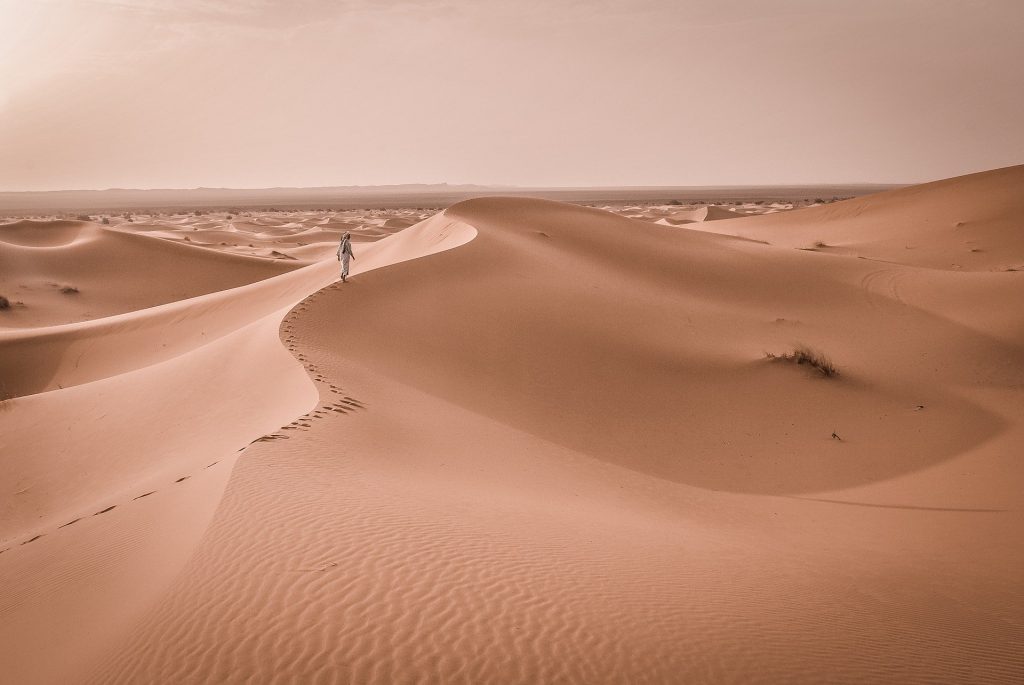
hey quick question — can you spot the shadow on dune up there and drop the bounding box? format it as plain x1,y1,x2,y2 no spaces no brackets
294,196,1018,495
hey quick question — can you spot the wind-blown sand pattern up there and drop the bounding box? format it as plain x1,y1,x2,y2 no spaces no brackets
2,167,1023,683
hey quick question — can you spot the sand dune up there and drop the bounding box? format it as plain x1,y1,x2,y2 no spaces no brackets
0,218,299,329
691,165,1024,271
655,204,751,224
2,168,1023,683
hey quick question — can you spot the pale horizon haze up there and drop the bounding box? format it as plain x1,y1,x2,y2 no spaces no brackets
1,0,1022,191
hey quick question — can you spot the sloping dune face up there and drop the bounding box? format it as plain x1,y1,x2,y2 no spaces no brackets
0,219,300,329
698,165,1024,271
0,215,475,684
86,172,1023,683
0,219,89,247
318,197,1021,494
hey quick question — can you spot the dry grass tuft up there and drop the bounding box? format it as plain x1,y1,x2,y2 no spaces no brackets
765,345,838,377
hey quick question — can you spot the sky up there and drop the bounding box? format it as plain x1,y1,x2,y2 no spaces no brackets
0,0,1022,190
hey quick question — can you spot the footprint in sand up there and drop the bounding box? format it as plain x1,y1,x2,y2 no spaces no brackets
133,491,156,500
59,518,82,528
94,505,116,515
175,476,190,483
22,534,44,545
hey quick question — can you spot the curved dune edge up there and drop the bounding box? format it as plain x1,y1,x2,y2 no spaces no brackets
684,164,1024,272
82,182,1023,683
0,222,303,331
0,214,476,685
0,214,476,398
0,219,92,248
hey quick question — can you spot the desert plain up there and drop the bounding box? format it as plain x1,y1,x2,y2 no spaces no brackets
1,166,1023,683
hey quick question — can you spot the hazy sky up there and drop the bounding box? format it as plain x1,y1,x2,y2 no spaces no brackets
1,0,1022,190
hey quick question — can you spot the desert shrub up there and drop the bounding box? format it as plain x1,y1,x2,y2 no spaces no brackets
667,199,682,206
76,214,92,221
59,285,79,294
765,345,838,377
101,217,110,225
0,295,9,310
813,241,829,248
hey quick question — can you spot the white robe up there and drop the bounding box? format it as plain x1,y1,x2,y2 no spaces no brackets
337,238,353,278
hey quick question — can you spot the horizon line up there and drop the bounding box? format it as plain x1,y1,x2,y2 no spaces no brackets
0,181,907,194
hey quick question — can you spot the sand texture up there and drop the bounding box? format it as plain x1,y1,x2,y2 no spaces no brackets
1,167,1023,684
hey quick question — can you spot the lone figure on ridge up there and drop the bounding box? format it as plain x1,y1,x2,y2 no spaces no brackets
337,231,355,282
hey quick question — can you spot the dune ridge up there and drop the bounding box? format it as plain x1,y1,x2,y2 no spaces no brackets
0,213,475,684
692,164,1024,271
0,219,302,330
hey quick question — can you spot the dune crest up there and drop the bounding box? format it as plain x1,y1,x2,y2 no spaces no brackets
0,212,475,684
0,219,92,248
694,164,1024,271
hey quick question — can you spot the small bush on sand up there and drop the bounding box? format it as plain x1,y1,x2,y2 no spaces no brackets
813,241,829,248
59,284,79,294
765,345,838,377
0,295,10,310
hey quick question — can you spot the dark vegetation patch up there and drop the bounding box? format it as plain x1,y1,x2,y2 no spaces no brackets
765,345,838,377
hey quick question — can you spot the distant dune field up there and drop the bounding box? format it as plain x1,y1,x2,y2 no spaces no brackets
1,167,1022,684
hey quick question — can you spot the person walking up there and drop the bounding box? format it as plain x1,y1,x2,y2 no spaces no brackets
337,231,355,282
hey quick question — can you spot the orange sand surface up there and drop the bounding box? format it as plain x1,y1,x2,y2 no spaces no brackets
1,167,1022,683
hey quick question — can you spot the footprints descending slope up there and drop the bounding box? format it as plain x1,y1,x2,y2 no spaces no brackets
273,285,368,440
0,460,233,555
0,284,367,558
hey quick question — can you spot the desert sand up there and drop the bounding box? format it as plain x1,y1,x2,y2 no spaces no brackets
1,166,1023,683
